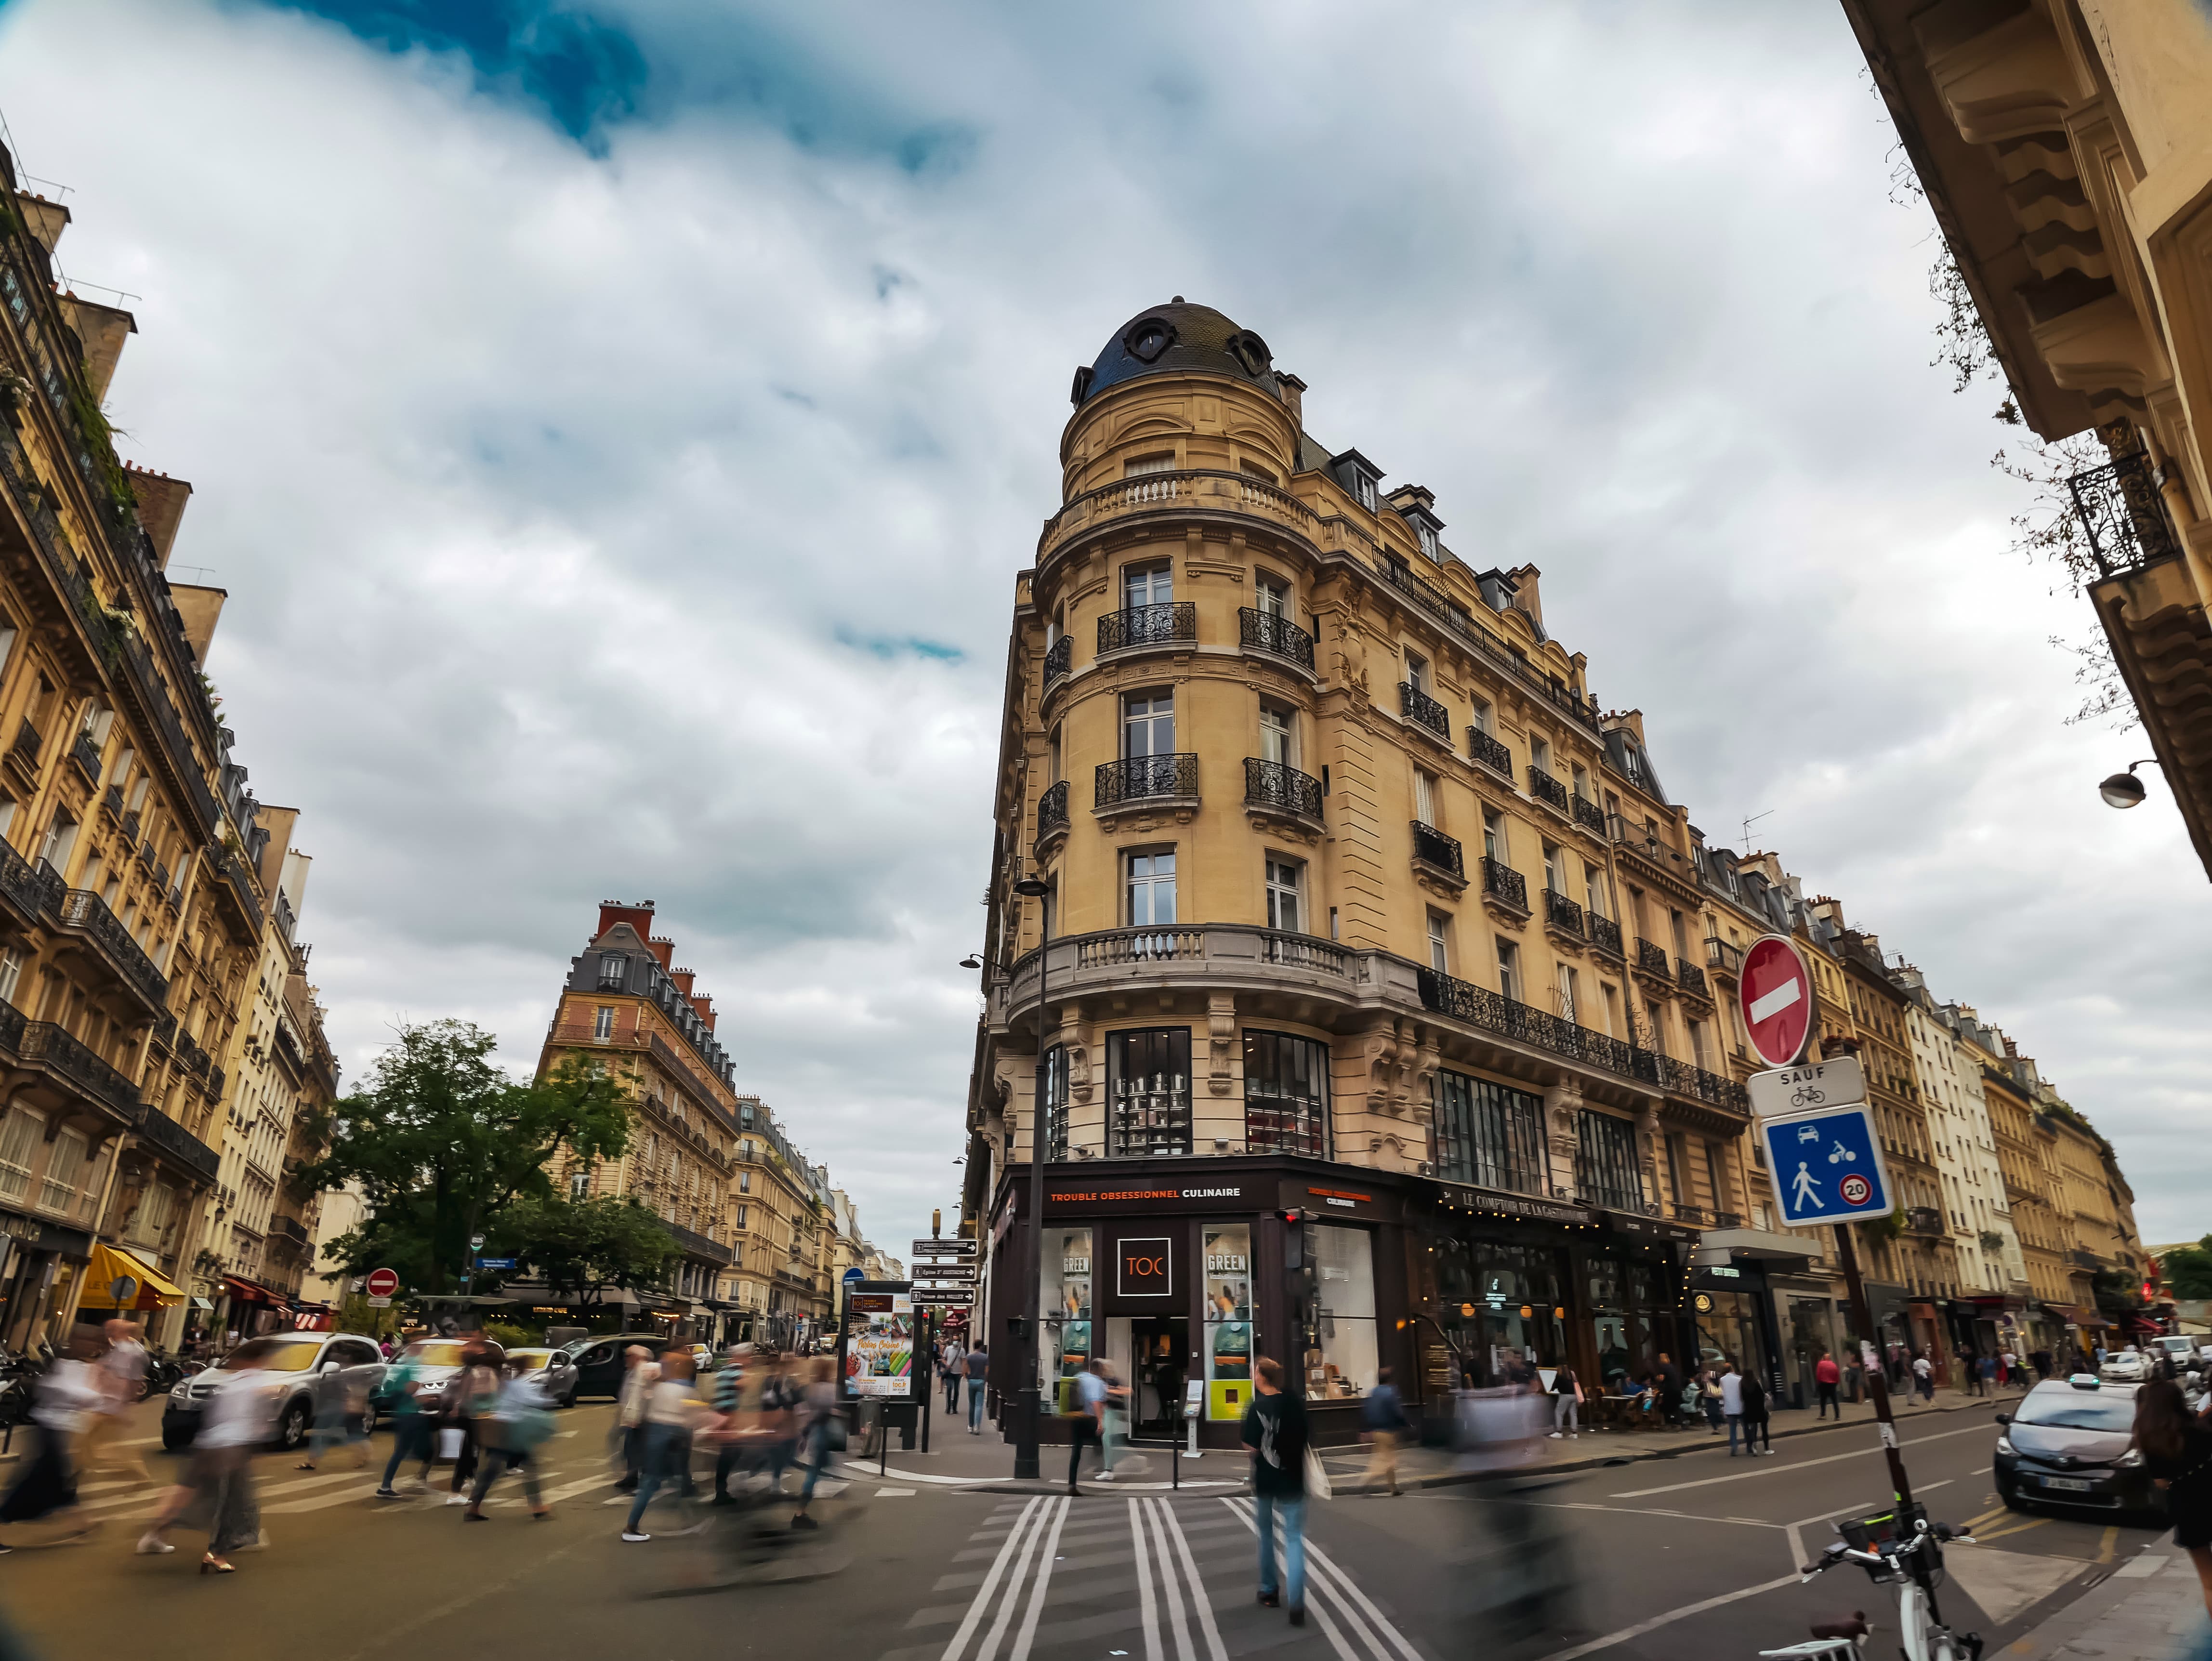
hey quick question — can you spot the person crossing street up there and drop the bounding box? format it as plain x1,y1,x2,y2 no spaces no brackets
1241,1356,1309,1627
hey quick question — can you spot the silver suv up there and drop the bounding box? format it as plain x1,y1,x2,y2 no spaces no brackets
161,1331,386,1451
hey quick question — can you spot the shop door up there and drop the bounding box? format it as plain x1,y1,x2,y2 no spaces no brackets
1131,1318,1190,1435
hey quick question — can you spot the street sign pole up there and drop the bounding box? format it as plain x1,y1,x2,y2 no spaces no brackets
1834,1220,1915,1511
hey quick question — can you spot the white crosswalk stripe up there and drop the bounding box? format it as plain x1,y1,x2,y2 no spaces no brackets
1221,1497,1424,1661
935,1494,1074,1661
1129,1496,1227,1661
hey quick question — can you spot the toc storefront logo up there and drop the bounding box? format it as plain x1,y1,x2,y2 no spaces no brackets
1118,1236,1173,1297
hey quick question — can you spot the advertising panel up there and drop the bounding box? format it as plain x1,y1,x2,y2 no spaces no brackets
840,1286,917,1400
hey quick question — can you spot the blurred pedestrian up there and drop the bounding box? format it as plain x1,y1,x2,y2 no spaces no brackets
621,1348,701,1542
138,1336,281,1572
2131,1377,2212,1625
942,1339,962,1413
442,1345,502,1505
1912,1351,1935,1402
1364,1365,1412,1490
2031,1347,2053,1381
1814,1349,1842,1420
1739,1368,1772,1456
1067,1358,1106,1493
790,1356,841,1531
299,1358,365,1471
465,1357,555,1521
1699,1368,1726,1434
1721,1357,1748,1455
0,1339,104,1551
614,1344,657,1493
80,1319,155,1486
1241,1356,1309,1626
374,1345,432,1497
1096,1358,1131,1479
710,1344,750,1503
965,1339,989,1434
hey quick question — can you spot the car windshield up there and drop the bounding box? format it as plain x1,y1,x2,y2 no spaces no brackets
218,1343,320,1372
402,1342,470,1368
2014,1390,2134,1432
508,1350,553,1370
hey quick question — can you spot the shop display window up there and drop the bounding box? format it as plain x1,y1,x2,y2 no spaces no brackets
1039,1226,1093,1384
1304,1224,1376,1401
1243,1033,1329,1157
1108,1028,1192,1156
1203,1224,1253,1419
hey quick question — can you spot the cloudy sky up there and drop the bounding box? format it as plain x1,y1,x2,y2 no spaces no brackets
0,0,2202,1254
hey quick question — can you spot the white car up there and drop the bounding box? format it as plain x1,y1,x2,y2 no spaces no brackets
2099,1349,2148,1383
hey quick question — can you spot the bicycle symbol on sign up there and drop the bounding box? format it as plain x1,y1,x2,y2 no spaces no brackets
1789,1085,1827,1109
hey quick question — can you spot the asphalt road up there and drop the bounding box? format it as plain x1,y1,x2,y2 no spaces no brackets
0,1397,2167,1661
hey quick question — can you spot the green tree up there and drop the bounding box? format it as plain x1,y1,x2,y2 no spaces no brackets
2163,1239,2212,1301
296,1020,631,1293
494,1194,679,1307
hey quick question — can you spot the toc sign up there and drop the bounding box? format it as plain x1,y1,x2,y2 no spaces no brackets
1760,1104,1893,1227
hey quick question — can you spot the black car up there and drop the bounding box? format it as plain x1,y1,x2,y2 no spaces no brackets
566,1335,671,1401
1995,1375,2163,1516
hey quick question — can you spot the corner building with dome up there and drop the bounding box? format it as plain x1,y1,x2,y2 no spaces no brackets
962,301,1807,1449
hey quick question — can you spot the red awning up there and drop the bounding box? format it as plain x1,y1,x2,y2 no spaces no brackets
2123,1315,2164,1335
221,1275,291,1311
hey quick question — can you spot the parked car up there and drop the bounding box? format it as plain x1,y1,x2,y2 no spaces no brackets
161,1331,386,1452
566,1334,677,1400
505,1346,579,1408
377,1336,508,1417
1994,1376,2161,1516
2153,1335,2197,1373
2099,1348,2149,1383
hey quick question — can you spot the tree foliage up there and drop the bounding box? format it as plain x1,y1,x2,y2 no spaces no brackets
297,1020,632,1293
2163,1240,2212,1302
492,1194,679,1306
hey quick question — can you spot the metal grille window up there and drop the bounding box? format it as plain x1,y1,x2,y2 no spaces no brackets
1433,1069,1546,1195
1265,857,1303,934
1576,1110,1646,1213
1244,1031,1328,1157
1042,1044,1070,1161
1108,1028,1192,1157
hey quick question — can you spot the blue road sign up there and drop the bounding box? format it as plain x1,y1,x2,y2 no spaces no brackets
476,1256,517,1270
842,1266,866,1283
1761,1103,1892,1227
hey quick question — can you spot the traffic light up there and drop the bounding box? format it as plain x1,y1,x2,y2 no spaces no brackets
1276,1208,1306,1271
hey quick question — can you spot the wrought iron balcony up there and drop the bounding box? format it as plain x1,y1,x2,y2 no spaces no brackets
1527,767,1568,812
2067,447,2182,578
68,731,101,786
1416,966,1659,1089
1655,1054,1750,1112
1036,779,1070,840
1571,793,1605,835
1542,887,1585,937
121,809,140,844
1095,753,1198,809
1635,938,1671,977
102,784,124,819
1673,1204,1708,1226
8,718,38,768
205,1064,225,1102
1712,1210,1744,1229
268,1213,311,1247
1098,602,1196,655
1042,634,1071,688
1468,727,1512,776
1398,681,1449,740
134,1101,218,1184
52,887,170,1013
1409,820,1463,880
1704,936,1742,976
1243,757,1323,824
1238,607,1314,672
2069,1248,2102,1270
1675,958,1709,997
1907,1207,1944,1238
1480,857,1527,912
19,1020,140,1121
1588,914,1623,957
0,840,60,927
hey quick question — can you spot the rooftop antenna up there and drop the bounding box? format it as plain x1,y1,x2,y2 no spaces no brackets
1740,808,1775,848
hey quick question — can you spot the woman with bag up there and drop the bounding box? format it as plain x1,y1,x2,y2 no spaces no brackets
464,1357,556,1520
137,1337,281,1572
1738,1368,1773,1456
2133,1378,2212,1617
790,1356,843,1531
1240,1357,1313,1626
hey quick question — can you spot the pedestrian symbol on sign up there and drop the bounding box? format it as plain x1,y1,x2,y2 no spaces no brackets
1791,1163,1824,1211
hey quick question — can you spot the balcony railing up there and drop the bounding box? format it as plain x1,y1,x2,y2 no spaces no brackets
269,1213,311,1246
1238,607,1314,672
1377,559,1604,735
1468,727,1512,776
1098,602,1196,655
1410,820,1464,880
1712,1210,1744,1229
1042,634,1071,688
1480,857,1527,912
1655,1054,1750,1111
1589,914,1623,957
9,718,39,768
1096,753,1198,808
1037,779,1070,840
1243,757,1323,824
0,840,61,925
1907,1207,1944,1237
67,731,101,786
660,1217,735,1266
1675,958,1709,997
52,887,169,1012
1417,967,1656,1089
1527,767,1568,812
102,784,124,819
1704,936,1743,976
1398,681,1449,739
133,1104,217,1183
2067,447,2182,578
1635,938,1671,977
1571,792,1605,834
1542,887,1584,937
19,1020,140,1121
1672,1204,1708,1226
2069,1248,2102,1270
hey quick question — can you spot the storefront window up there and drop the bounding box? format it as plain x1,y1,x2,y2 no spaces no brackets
1037,1227,1093,1384
1692,1288,1764,1377
1434,1070,1546,1195
1304,1224,1376,1401
1243,1033,1328,1157
1474,1243,1565,1385
1202,1225,1253,1419
1108,1029,1192,1156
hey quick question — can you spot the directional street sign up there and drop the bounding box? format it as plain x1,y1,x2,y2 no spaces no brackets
912,1291,973,1305
912,1239,976,1257
1739,935,1815,1068
1746,1056,1866,1121
1761,1103,1893,1227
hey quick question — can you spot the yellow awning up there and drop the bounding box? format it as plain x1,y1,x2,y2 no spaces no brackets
79,1244,187,1311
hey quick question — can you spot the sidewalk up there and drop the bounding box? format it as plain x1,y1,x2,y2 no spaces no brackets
873,1382,2002,1496
1997,1539,2207,1661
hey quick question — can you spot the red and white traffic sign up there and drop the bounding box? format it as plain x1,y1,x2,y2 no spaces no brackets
366,1267,400,1300
1739,935,1814,1068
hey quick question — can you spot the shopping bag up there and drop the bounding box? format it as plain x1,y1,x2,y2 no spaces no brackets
1303,1445,1333,1500
436,1426,464,1461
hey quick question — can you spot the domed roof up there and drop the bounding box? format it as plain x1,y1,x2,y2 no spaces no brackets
1072,299,1277,407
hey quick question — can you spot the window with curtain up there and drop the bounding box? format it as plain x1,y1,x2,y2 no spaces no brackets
1576,1110,1646,1213
1244,1031,1328,1157
1433,1069,1547,1195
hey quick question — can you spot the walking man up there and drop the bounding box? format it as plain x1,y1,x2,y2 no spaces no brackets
1067,1358,1106,1493
1241,1356,1309,1626
1364,1365,1411,1490
1814,1349,1842,1420
942,1340,962,1414
964,1339,989,1434
1912,1351,1935,1402
374,1347,431,1497
1721,1356,1747,1455
615,1345,657,1493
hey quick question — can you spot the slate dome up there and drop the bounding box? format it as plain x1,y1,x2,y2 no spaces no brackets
1072,299,1277,407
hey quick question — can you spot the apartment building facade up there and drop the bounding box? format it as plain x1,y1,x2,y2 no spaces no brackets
725,1094,836,1347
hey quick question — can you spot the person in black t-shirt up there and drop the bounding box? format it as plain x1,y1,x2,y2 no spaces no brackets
1240,1357,1310,1626
2134,1378,2212,1618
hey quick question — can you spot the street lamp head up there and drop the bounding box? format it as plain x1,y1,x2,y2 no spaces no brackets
958,955,984,970
2099,759,2158,809
1012,878,1050,898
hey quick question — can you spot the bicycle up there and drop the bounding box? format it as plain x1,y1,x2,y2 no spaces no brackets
1789,1086,1827,1109
1762,1503,1982,1661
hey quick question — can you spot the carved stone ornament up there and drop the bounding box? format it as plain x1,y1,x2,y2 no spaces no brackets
1331,618,1369,694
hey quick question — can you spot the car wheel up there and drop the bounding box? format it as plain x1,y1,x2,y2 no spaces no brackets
1998,1487,2028,1512
277,1397,312,1451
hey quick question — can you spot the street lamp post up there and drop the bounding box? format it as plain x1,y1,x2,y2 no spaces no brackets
1008,876,1052,1481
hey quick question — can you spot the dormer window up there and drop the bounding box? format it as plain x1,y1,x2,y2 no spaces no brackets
1417,522,1439,562
1356,474,1377,512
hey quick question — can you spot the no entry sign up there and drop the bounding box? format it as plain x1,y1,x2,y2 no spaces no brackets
366,1267,400,1300
1739,935,1814,1068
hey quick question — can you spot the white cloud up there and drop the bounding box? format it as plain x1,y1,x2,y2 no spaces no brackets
1,0,2201,1256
